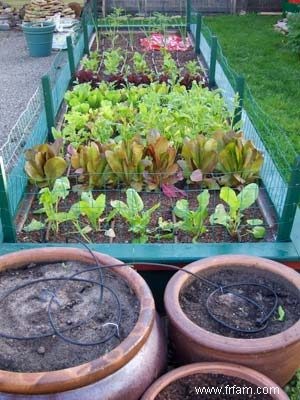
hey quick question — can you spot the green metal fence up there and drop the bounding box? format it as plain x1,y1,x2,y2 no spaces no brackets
0,0,97,243
188,7,300,244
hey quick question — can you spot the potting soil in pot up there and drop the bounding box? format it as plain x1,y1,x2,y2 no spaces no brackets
180,267,300,339
0,261,139,372
156,374,274,399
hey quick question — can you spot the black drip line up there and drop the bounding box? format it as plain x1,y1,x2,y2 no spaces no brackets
0,241,278,346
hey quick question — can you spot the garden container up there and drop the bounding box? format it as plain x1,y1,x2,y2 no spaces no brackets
164,255,300,386
22,21,55,57
141,362,289,400
0,247,167,399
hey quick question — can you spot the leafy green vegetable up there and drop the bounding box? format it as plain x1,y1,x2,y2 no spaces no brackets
217,134,264,187
110,188,160,243
23,219,45,232
179,134,218,187
285,370,300,400
70,141,112,188
174,190,210,242
210,183,260,238
105,137,145,191
277,305,286,322
143,131,182,190
71,192,106,230
24,139,67,187
37,177,76,233
81,51,100,72
103,49,124,75
133,52,150,74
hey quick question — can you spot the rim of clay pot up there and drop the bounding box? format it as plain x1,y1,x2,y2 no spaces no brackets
164,254,300,354
0,248,155,395
141,362,289,400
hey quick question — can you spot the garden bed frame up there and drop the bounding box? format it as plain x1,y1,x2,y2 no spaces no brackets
0,0,299,268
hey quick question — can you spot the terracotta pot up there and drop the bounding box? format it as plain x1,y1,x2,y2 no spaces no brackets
164,254,300,386
141,362,289,400
0,248,167,399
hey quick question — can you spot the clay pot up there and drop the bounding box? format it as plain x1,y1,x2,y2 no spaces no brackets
0,248,167,399
141,363,289,400
164,255,300,386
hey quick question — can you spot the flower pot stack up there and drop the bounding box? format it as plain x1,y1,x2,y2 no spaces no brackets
23,0,75,22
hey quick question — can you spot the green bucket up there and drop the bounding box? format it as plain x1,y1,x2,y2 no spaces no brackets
22,21,55,57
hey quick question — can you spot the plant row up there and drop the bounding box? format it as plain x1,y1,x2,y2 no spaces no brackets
77,47,207,89
24,178,265,243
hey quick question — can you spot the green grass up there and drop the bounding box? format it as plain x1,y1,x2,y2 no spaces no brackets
204,14,300,162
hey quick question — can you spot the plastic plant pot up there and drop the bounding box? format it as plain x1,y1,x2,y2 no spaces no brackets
22,21,55,57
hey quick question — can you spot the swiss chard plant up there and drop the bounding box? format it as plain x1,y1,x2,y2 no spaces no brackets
34,177,76,233
174,190,210,242
210,183,265,239
110,188,160,243
71,191,106,231
24,139,67,188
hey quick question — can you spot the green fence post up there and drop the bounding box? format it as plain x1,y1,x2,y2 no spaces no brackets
195,13,202,55
277,156,300,242
41,75,54,142
209,35,218,89
82,13,90,55
0,157,16,243
66,36,75,79
232,75,245,127
186,0,191,31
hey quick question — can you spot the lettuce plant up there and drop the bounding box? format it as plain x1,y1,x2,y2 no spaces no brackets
179,134,219,187
105,137,145,191
285,370,300,400
103,49,124,75
217,134,264,187
110,188,160,243
70,141,112,189
24,139,67,187
210,183,264,239
174,190,210,242
143,131,182,190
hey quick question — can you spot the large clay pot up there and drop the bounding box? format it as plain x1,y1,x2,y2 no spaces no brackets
141,363,289,400
164,255,300,386
0,248,167,399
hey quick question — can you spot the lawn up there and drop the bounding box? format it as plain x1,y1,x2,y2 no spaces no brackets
204,14,300,162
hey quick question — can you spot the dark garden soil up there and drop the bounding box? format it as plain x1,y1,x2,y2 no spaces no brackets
180,267,300,339
156,374,274,400
16,186,275,244
0,261,139,372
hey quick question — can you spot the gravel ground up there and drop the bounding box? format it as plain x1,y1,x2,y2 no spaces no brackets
0,29,65,149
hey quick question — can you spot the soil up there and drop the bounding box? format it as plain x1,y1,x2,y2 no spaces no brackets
180,267,300,339
17,186,275,244
0,261,139,372
156,373,274,400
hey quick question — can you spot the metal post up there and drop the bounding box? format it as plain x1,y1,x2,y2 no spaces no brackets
66,36,75,79
186,0,191,31
195,13,202,55
82,13,90,55
0,157,16,243
208,35,218,89
232,75,245,128
41,75,54,142
277,156,300,242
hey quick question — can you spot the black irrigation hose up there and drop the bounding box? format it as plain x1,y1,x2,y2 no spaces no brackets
0,243,279,346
